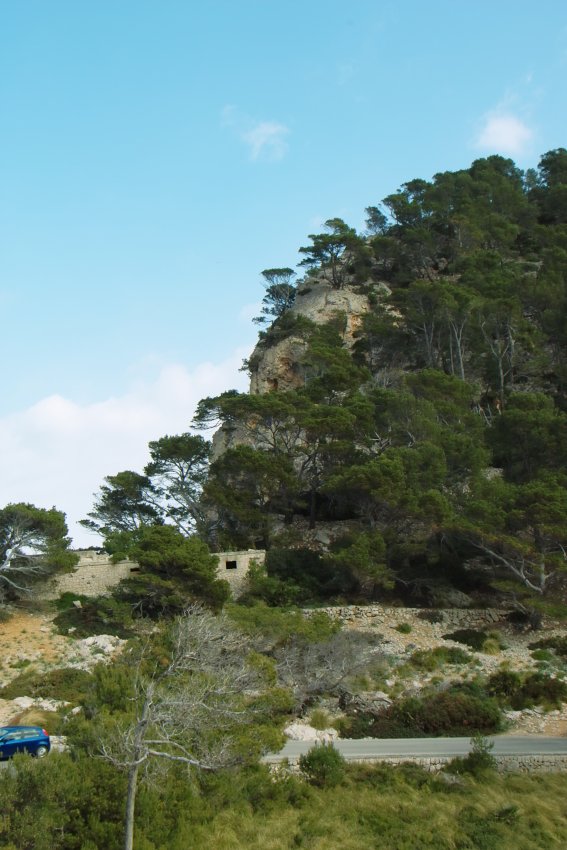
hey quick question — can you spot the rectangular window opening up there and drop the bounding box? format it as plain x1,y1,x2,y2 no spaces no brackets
225,560,238,570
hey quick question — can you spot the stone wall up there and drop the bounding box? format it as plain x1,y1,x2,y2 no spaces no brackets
40,551,134,600
38,548,265,600
346,754,567,773
215,549,265,596
358,754,567,773
271,751,567,774
308,605,506,630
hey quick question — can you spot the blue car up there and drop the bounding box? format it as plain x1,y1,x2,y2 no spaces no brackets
0,725,51,759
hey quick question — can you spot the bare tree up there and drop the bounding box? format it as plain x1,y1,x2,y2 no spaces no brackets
274,630,384,714
100,606,260,850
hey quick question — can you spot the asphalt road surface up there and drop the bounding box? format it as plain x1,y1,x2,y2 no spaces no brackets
263,736,567,763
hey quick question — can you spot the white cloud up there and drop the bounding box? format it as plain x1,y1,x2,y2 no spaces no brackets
242,121,289,161
221,105,290,161
0,350,249,548
474,111,534,156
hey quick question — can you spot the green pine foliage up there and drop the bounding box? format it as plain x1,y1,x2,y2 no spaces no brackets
193,149,567,612
80,149,567,613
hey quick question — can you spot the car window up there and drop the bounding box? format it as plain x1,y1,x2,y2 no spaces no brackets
22,731,39,739
3,733,23,741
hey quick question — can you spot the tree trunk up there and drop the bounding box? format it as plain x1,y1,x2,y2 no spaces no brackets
123,762,140,850
309,488,317,530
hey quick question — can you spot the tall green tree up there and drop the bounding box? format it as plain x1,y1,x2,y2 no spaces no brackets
298,218,369,288
0,503,77,599
253,267,297,326
145,433,210,535
81,471,160,539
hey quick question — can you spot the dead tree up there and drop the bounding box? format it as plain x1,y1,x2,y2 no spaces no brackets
100,605,259,850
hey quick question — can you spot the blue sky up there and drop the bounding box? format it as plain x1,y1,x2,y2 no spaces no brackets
0,1,566,545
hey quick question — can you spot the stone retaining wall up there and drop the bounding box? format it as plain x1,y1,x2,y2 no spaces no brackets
279,752,567,773
308,605,507,630
350,755,567,773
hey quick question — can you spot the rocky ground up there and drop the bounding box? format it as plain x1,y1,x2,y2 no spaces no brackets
294,605,567,740
0,605,126,725
1,602,566,736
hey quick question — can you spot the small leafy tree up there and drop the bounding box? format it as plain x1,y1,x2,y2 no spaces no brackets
299,742,345,787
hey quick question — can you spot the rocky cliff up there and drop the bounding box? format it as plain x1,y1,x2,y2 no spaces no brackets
248,276,388,395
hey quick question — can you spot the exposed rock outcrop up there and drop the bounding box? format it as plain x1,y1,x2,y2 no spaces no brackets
248,277,388,395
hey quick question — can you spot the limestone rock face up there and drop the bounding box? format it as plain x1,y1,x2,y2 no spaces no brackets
291,278,379,342
248,278,387,395
249,334,308,395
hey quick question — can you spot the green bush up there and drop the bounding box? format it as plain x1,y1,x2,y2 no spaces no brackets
531,649,554,662
54,595,134,638
226,603,339,647
342,687,502,738
481,638,502,655
410,646,471,671
299,743,346,787
0,667,93,702
395,622,412,634
309,709,332,731
512,672,567,710
487,669,567,709
486,669,522,701
529,636,567,659
447,734,497,777
442,629,489,651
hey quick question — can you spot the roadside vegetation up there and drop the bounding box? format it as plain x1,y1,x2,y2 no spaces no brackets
3,149,567,847
3,750,567,849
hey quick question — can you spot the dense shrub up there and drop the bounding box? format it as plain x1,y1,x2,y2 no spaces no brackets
507,609,543,631
262,547,358,604
442,629,489,651
54,594,134,638
410,646,471,671
486,670,522,701
299,743,346,787
512,672,567,709
226,603,339,648
529,635,567,659
487,669,567,709
342,687,502,738
0,667,93,702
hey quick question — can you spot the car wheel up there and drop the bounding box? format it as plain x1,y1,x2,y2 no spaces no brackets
35,745,49,758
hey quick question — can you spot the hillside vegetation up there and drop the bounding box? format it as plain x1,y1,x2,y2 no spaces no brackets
79,148,567,620
2,150,567,850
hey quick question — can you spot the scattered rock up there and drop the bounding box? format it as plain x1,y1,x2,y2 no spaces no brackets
284,721,338,743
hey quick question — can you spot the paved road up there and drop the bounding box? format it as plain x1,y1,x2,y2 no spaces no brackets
263,736,567,763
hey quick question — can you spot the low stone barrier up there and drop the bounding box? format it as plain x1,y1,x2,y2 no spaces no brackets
307,605,508,630
274,750,567,774
338,754,567,773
